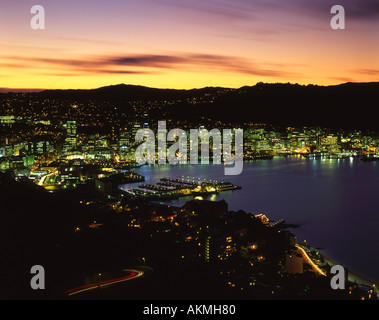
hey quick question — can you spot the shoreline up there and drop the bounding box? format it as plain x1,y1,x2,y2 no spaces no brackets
321,254,378,289
298,242,378,292
297,243,377,299
126,162,379,294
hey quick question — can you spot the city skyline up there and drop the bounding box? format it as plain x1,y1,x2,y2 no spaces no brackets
1,0,379,90
1,0,379,302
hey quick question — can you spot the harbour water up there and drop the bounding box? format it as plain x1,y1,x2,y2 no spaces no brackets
120,156,379,285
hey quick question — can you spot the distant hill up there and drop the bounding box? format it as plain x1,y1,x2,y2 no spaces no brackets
179,82,379,130
163,82,379,130
1,82,378,130
27,84,230,102
0,88,44,93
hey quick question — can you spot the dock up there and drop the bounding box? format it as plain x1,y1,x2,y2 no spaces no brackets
125,176,241,200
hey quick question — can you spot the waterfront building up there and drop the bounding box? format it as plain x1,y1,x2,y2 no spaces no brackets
319,135,340,153
183,199,228,218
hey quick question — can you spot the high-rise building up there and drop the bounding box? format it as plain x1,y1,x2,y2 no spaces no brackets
63,121,77,153
118,132,130,161
204,235,235,263
23,154,35,167
319,135,340,152
66,121,77,137
205,236,212,263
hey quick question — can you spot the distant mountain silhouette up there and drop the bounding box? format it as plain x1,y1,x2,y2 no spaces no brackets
1,82,378,130
27,83,229,102
178,82,379,130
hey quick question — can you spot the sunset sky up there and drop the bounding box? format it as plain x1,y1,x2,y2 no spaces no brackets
1,0,379,90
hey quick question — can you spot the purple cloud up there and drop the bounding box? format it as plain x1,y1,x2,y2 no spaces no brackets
3,52,299,78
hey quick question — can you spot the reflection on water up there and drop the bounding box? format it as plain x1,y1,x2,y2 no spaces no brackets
120,156,379,284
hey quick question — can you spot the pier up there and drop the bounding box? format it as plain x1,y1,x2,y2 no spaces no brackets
125,176,241,200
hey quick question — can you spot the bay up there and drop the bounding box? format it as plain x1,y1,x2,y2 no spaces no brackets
120,156,379,285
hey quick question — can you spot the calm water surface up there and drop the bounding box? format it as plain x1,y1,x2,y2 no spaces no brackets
120,156,379,284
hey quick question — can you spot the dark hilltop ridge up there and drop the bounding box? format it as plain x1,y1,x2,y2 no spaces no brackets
1,81,378,130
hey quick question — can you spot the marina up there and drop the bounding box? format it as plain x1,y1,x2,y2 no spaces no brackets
124,176,241,200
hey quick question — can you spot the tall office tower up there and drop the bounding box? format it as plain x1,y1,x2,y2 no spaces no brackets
66,121,77,137
63,121,77,152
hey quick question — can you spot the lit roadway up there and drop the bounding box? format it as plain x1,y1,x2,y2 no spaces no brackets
38,171,58,186
296,244,327,276
64,269,144,296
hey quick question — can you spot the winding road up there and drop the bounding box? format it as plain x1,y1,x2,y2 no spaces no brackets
296,244,326,276
64,269,144,296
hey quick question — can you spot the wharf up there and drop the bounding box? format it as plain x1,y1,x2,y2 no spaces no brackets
125,176,241,200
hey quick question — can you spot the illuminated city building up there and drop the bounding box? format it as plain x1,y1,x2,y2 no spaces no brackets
319,135,340,153
66,120,77,137
204,235,235,263
23,154,35,167
63,121,77,153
